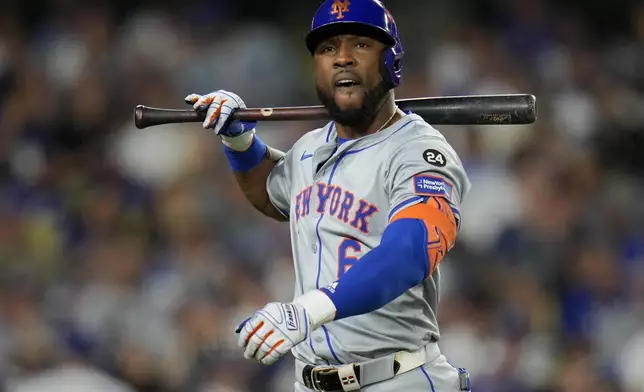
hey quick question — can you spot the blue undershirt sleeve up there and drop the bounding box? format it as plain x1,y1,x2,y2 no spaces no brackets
319,217,429,320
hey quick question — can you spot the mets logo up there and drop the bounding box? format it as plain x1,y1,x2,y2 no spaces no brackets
331,0,350,19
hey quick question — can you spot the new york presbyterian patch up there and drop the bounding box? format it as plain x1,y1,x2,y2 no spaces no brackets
413,174,453,199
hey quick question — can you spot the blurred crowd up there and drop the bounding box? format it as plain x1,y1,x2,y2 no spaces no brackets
0,0,643,391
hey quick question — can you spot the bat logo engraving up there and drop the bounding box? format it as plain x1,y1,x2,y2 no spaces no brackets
480,113,510,123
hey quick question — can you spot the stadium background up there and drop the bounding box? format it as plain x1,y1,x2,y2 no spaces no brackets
0,0,643,391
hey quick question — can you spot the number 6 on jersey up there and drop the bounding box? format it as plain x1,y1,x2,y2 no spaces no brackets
337,238,362,278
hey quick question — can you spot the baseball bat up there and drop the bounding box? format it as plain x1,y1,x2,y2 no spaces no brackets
134,94,536,129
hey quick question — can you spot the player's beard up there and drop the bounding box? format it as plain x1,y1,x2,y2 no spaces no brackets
317,79,390,130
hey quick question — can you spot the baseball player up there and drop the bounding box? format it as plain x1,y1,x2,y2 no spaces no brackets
184,1,472,391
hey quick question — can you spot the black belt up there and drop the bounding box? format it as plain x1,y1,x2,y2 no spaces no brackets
301,362,401,392
301,360,471,392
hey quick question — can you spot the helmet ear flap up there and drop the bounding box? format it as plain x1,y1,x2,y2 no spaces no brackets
392,56,402,73
379,60,393,90
379,47,403,89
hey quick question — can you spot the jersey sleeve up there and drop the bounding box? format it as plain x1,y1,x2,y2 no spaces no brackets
266,149,293,219
385,135,471,229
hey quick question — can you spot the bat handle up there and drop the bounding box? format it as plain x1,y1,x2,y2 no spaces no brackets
134,105,332,129
134,105,201,129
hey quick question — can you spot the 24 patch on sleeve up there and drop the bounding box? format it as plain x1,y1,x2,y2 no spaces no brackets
413,174,453,199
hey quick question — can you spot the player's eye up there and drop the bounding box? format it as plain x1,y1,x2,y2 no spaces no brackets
319,45,335,54
355,41,369,49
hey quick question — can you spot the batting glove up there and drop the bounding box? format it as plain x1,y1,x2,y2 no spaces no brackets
235,302,311,365
235,291,337,365
184,90,257,151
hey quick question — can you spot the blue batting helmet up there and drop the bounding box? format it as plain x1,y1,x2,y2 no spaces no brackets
305,0,404,88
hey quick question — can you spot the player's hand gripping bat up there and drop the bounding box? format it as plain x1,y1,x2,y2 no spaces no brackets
134,94,537,129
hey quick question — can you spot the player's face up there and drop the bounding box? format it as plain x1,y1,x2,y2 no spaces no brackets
314,34,390,127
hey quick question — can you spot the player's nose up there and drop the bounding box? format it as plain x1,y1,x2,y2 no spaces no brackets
333,43,356,68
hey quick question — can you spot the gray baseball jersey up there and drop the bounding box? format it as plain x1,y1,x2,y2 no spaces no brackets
266,112,470,366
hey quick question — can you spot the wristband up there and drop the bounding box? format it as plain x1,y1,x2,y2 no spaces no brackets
221,131,255,151
223,135,268,172
293,290,337,330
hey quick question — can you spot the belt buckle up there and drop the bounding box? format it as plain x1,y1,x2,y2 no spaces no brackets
303,364,362,392
302,365,342,392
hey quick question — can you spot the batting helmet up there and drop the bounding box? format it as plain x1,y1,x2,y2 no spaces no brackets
305,0,404,88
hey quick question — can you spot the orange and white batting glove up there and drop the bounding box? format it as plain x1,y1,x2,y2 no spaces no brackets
184,90,256,151
236,302,310,365
235,292,337,365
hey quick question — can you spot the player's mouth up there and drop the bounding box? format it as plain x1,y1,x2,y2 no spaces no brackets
334,74,362,92
335,79,360,87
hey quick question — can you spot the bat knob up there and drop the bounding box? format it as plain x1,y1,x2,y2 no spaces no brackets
134,105,146,129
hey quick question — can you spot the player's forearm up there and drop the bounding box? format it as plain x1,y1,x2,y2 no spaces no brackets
232,146,288,221
223,135,288,221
